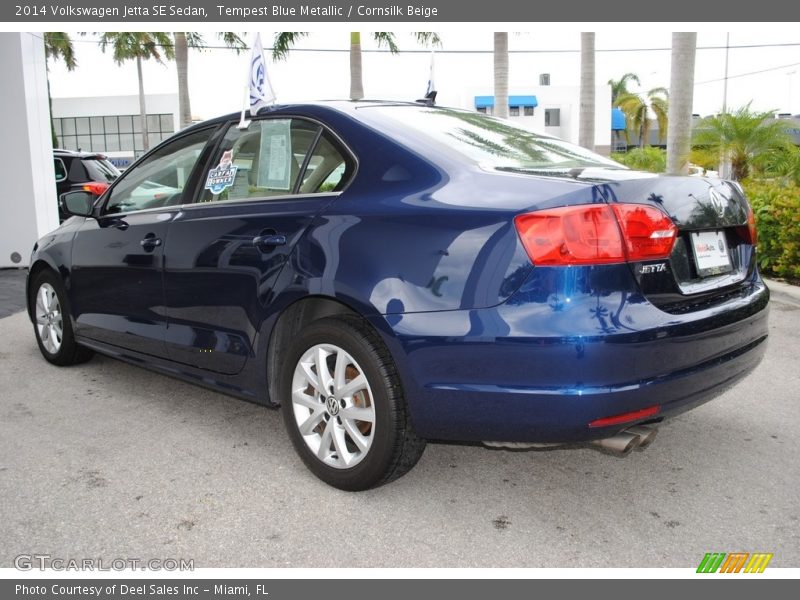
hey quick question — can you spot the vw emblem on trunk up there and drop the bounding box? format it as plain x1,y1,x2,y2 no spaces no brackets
708,187,727,217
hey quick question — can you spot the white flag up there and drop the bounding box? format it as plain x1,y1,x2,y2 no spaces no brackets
248,33,276,115
425,51,436,98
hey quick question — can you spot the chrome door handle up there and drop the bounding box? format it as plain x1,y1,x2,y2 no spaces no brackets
252,234,287,248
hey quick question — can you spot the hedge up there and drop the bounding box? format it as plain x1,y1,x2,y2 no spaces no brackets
743,179,800,280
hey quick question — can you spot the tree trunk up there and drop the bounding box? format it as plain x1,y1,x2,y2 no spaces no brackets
175,32,192,129
349,32,364,101
731,157,748,181
136,54,149,153
666,32,697,175
493,33,509,119
579,32,596,151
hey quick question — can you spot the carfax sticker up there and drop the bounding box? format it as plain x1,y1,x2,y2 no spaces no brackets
205,150,238,194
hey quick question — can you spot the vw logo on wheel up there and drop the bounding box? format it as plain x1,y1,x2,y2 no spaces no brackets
326,396,340,416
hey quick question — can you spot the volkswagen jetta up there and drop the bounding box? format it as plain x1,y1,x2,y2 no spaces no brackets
27,101,769,490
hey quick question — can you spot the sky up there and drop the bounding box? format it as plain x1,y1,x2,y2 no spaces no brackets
44,26,800,122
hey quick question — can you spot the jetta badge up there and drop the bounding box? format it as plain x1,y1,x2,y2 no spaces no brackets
641,263,667,274
708,187,727,217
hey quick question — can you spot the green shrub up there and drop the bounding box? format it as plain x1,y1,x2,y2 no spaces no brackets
610,147,666,173
743,179,800,280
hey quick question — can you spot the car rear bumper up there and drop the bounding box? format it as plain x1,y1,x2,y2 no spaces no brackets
374,264,770,443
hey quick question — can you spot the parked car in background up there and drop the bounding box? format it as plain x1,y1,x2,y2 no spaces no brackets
30,102,769,490
53,149,120,221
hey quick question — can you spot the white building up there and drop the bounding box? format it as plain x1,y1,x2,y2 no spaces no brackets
462,82,614,154
51,94,180,169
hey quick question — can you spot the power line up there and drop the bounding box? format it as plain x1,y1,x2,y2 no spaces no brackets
695,61,800,85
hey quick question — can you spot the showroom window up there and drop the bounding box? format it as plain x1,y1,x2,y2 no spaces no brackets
54,113,175,156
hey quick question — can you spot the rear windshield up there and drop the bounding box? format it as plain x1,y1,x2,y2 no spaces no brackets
359,105,623,172
82,158,120,183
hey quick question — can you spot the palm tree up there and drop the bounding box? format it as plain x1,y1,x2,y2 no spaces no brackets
272,32,440,101
693,105,791,180
608,72,640,104
44,33,77,148
174,32,246,128
615,87,669,147
666,32,697,175
98,33,174,153
579,32,596,151
493,33,509,119
754,145,800,185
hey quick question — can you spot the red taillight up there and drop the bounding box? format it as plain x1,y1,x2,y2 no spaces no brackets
82,182,109,196
588,405,660,428
746,207,758,246
514,203,677,266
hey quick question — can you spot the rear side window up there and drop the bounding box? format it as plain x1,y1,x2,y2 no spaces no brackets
68,158,88,182
54,158,67,182
198,118,353,204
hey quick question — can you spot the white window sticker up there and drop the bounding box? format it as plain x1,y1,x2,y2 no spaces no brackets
257,120,292,191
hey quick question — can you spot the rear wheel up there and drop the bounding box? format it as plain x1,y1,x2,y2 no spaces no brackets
280,315,425,491
29,270,93,366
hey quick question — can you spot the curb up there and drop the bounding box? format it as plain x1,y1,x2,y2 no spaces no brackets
765,278,800,306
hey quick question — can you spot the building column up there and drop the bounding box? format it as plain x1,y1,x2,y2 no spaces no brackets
0,32,59,268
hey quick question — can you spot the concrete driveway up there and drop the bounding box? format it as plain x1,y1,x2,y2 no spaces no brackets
0,283,798,568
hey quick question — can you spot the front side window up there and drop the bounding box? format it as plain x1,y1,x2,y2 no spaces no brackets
103,128,212,215
198,118,352,204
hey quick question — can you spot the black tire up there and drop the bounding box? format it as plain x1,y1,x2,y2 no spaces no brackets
29,269,94,366
280,315,425,491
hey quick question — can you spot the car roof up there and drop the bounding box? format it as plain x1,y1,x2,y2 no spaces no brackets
54,149,110,159
179,100,436,135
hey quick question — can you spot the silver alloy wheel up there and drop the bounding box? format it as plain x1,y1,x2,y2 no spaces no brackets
35,282,63,354
291,343,376,469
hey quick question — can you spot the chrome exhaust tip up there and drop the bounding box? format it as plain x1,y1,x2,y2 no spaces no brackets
626,425,658,450
590,431,642,456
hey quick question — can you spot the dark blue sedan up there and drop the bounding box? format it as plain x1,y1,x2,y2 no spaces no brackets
27,102,769,490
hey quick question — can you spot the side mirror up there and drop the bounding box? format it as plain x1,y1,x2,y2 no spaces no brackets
59,191,95,218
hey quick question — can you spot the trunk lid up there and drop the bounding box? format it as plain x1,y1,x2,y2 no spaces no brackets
579,169,757,313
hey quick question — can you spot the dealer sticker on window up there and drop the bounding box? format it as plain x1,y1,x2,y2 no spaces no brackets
204,150,238,194
690,230,732,277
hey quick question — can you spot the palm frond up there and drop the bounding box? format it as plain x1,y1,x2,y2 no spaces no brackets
218,32,247,54
272,32,307,60
373,32,399,54
414,32,442,48
44,32,77,70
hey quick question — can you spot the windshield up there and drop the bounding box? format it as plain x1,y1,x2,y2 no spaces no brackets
361,105,624,172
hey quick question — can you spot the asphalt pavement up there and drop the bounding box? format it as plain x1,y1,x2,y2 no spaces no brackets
0,279,798,568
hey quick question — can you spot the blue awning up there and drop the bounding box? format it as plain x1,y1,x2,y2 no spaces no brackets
612,108,626,131
475,95,539,109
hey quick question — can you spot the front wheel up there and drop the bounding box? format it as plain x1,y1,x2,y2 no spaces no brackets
29,270,93,366
280,315,425,491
